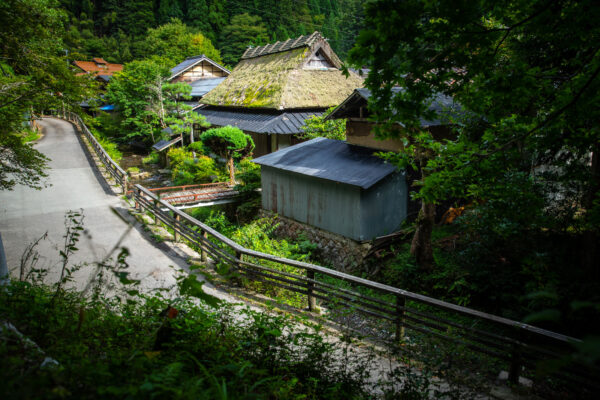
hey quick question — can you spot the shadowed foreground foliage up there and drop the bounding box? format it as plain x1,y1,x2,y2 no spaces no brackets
0,282,370,400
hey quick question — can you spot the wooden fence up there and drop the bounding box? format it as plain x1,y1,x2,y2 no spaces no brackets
133,183,598,392
64,112,129,193
49,112,597,393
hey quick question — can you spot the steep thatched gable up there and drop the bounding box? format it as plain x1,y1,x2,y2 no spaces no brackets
201,32,363,110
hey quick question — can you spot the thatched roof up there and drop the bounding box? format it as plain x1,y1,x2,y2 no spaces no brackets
201,32,363,110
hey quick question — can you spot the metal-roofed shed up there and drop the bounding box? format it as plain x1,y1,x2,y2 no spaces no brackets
253,138,407,241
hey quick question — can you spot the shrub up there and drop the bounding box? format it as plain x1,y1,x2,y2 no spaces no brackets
142,151,159,164
167,147,223,185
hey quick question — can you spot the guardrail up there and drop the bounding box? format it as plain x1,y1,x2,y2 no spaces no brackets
132,184,598,392
62,112,129,193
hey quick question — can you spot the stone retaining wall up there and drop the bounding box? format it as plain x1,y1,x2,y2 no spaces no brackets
261,211,372,273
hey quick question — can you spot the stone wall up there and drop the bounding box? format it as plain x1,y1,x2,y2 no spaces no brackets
261,211,372,273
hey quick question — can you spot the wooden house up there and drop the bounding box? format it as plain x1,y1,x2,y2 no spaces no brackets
168,55,230,102
327,88,460,150
197,31,363,157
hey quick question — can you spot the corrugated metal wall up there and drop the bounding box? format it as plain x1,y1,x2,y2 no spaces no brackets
261,166,407,241
359,172,407,240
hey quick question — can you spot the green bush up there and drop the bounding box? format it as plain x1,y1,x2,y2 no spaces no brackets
200,125,254,160
127,166,140,174
142,151,160,165
0,282,373,399
167,147,224,185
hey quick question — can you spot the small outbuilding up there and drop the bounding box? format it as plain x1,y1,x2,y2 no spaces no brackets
252,137,407,241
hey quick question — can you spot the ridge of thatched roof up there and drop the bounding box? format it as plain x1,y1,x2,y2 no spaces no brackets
201,32,362,110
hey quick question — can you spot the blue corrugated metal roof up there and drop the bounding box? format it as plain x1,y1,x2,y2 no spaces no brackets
195,107,324,135
252,138,398,189
189,77,226,97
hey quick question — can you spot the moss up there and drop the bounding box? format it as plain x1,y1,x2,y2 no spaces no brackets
201,47,362,109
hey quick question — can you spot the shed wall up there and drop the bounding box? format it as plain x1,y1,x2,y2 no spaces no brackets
359,172,407,240
261,166,362,240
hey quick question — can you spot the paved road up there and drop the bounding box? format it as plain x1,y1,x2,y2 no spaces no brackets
0,118,203,294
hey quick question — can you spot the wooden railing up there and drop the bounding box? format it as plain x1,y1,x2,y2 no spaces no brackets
62,112,129,193
132,184,599,392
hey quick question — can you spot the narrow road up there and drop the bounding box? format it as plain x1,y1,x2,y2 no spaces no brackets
0,118,209,294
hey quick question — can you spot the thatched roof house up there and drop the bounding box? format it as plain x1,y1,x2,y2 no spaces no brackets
197,31,363,156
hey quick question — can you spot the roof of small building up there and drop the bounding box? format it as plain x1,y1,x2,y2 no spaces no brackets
169,55,230,80
196,106,324,135
190,77,227,97
201,32,363,110
327,88,462,127
152,137,182,152
252,137,398,189
73,60,123,76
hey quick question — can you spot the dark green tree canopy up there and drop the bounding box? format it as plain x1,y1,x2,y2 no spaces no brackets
200,126,255,160
219,13,269,66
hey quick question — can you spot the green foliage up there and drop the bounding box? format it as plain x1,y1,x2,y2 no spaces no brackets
0,282,375,399
142,151,160,165
220,13,269,66
349,0,600,325
234,159,262,222
163,81,210,141
106,59,171,143
201,126,254,159
198,212,318,306
21,127,41,143
299,107,346,141
201,126,255,183
140,19,222,65
57,1,366,64
0,0,93,190
167,147,222,185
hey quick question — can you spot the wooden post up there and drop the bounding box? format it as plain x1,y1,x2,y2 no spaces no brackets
396,295,406,342
307,270,316,312
508,341,522,384
153,199,158,224
200,229,207,262
173,214,180,242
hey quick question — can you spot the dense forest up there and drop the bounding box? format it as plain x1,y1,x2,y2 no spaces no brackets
59,0,364,66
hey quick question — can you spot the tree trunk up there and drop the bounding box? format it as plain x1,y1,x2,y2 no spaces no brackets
411,201,436,271
228,157,235,184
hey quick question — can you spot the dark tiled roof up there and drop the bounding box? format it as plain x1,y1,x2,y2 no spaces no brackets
195,106,324,135
327,87,462,127
189,77,226,97
252,138,398,189
169,55,230,79
241,31,322,60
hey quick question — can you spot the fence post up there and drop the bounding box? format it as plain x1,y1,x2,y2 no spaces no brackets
134,187,140,211
200,230,207,262
173,214,180,242
307,269,316,312
153,199,158,224
508,340,522,384
396,295,406,342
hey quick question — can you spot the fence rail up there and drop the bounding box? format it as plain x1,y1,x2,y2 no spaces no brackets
62,112,129,192
132,184,599,392
44,111,598,392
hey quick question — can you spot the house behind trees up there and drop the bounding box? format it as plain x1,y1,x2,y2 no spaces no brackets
196,31,363,157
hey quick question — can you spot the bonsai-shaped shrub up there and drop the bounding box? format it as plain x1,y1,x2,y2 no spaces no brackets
200,126,255,184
